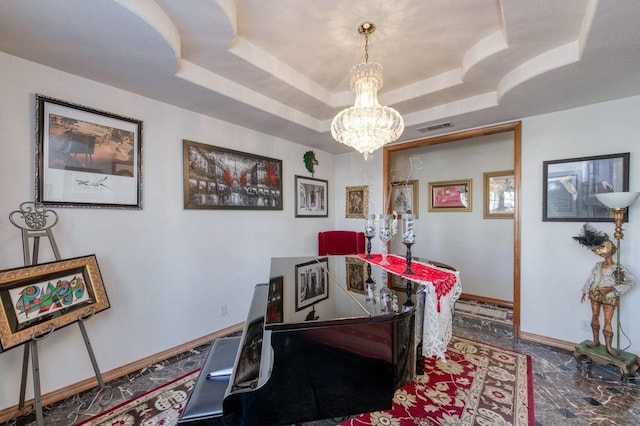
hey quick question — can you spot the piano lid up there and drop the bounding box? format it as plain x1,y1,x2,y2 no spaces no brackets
266,256,398,329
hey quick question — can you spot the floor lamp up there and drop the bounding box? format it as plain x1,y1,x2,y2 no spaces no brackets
595,191,640,354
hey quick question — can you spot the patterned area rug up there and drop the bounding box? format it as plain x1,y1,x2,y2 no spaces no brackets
76,337,533,425
340,336,534,425
75,370,198,425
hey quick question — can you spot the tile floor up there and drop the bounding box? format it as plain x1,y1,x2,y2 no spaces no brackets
9,307,640,425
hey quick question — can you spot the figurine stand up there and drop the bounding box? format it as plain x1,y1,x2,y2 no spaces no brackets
10,202,112,425
574,340,639,383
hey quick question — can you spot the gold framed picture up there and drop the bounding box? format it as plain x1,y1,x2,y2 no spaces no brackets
484,170,515,219
345,257,366,294
0,255,109,352
345,185,369,219
390,180,419,218
428,179,472,212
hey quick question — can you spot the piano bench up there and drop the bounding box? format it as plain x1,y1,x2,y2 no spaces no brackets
178,336,241,425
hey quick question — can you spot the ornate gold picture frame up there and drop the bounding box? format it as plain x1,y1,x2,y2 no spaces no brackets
0,255,109,352
483,170,515,219
345,257,366,294
345,185,369,219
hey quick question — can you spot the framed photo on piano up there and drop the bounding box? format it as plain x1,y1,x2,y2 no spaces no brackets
345,257,366,294
295,258,329,311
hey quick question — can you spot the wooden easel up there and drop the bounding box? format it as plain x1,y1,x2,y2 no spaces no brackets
9,202,111,425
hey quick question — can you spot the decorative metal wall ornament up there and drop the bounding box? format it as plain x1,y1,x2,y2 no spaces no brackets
303,150,319,174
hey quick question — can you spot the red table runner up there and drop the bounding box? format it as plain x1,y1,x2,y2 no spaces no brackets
358,254,457,311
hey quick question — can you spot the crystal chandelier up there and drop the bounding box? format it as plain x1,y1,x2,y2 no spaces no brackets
331,22,404,160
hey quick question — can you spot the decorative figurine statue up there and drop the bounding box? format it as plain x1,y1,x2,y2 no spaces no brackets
573,224,635,357
303,150,318,174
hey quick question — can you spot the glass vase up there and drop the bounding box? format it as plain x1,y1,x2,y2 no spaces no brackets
365,214,376,259
378,214,392,265
402,213,416,274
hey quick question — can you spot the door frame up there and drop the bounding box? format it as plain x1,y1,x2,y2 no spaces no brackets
383,121,522,337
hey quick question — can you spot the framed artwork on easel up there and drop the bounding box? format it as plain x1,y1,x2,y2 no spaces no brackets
0,255,110,352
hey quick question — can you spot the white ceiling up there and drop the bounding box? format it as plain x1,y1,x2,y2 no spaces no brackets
1,0,639,155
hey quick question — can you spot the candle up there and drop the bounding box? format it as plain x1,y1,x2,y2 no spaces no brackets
403,213,415,243
365,214,376,237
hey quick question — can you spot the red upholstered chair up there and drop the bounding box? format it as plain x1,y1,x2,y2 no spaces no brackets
318,231,366,255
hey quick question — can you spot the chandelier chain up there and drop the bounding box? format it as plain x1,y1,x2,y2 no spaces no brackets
364,33,369,63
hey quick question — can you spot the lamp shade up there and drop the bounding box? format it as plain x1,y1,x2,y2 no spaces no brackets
595,192,640,208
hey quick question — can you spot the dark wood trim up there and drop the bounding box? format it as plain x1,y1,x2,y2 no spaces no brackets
459,293,513,308
384,121,522,338
0,323,244,424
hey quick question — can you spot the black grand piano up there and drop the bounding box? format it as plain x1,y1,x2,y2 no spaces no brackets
179,256,421,425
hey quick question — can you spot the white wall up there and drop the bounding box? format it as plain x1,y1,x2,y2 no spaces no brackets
336,95,640,356
388,135,514,302
333,152,385,238
0,52,335,410
521,96,640,346
3,47,640,413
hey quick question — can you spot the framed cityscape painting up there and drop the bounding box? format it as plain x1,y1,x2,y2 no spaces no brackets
183,140,283,210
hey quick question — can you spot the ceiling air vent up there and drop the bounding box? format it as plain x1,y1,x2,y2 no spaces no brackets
417,121,453,133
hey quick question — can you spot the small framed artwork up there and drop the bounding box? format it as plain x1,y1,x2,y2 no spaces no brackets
295,258,329,311
345,257,366,294
345,185,369,219
543,153,629,222
295,175,328,217
391,180,419,218
35,95,143,209
483,170,515,219
0,255,110,353
428,179,472,212
390,276,418,295
266,276,284,324
184,140,283,210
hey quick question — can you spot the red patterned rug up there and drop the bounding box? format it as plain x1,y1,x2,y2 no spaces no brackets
340,336,534,425
75,336,533,425
75,370,199,425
